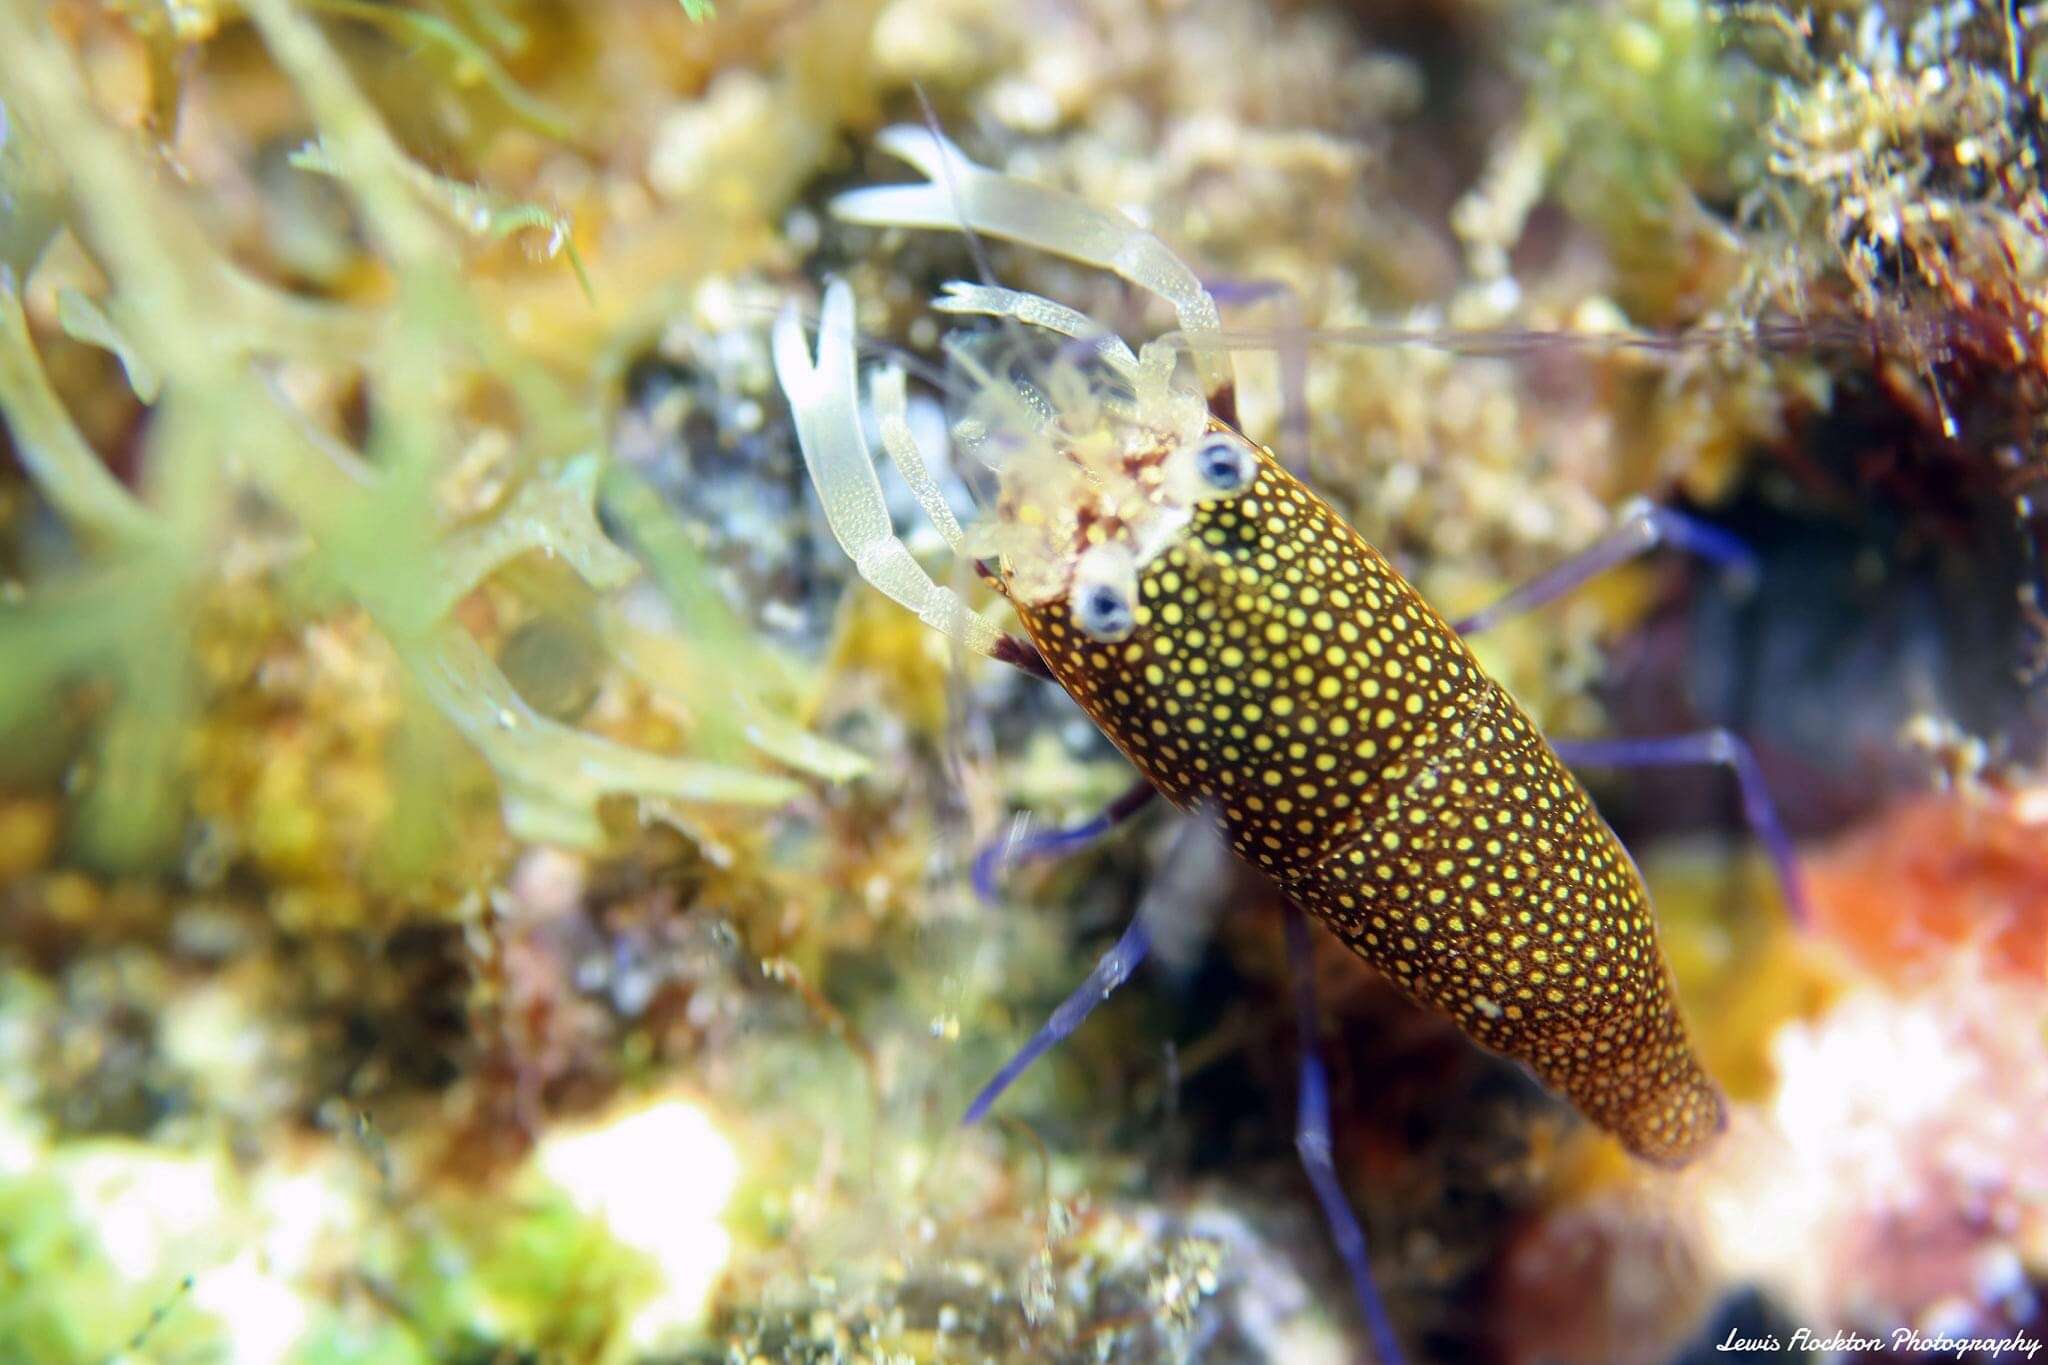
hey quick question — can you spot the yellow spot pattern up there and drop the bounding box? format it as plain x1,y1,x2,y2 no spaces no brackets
1013,427,1724,1166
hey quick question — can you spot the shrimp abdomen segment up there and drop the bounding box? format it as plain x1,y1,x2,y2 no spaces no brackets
1284,687,1726,1166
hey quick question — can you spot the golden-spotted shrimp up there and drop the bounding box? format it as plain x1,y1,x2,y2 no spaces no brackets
773,126,1803,1361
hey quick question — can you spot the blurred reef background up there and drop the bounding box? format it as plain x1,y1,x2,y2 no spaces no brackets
1,0,2045,1361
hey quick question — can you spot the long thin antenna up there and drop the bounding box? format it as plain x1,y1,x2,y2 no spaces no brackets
912,84,1001,292
899,89,1041,752
908,86,1072,407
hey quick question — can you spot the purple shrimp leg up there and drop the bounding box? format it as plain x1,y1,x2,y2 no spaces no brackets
1550,731,1811,927
1451,499,1757,637
971,778,1160,905
962,912,1153,1124
1447,503,1803,923
1285,904,1406,1365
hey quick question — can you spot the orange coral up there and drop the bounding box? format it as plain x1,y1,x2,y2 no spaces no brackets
1805,791,2048,986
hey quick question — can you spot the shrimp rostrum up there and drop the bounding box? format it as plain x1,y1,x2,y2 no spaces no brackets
774,125,1741,1344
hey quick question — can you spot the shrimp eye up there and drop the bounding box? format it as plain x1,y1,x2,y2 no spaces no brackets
1194,433,1257,493
1073,582,1136,642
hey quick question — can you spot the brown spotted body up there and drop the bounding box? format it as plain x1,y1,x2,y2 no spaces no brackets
1011,424,1724,1165
774,129,1726,1169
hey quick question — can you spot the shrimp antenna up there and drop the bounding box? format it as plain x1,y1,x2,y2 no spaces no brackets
907,87,1056,411
912,86,1003,296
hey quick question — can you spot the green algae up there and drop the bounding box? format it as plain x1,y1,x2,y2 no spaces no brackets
0,1,837,867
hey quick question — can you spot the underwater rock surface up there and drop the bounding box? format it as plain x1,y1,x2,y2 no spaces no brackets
0,0,2043,1361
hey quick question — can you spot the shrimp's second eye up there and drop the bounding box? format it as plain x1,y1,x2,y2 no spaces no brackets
1195,433,1257,494
1073,582,1137,642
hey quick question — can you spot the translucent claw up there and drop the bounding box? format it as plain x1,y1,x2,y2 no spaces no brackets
832,126,1228,393
771,282,1005,657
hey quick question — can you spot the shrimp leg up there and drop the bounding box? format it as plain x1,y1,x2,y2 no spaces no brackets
1286,902,1406,1365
